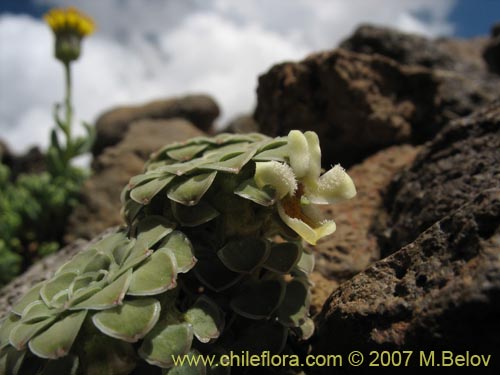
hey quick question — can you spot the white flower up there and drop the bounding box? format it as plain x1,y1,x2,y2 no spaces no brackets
254,130,356,245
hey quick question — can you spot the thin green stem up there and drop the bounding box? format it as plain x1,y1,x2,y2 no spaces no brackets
63,61,72,139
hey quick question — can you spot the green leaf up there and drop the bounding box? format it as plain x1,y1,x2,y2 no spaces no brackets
28,310,87,359
39,355,79,375
136,215,175,249
92,298,161,342
9,316,56,350
201,149,257,173
184,296,224,343
296,250,315,274
0,314,20,349
234,178,276,206
297,317,315,340
263,242,302,274
81,253,112,274
217,238,270,273
40,272,77,307
130,175,175,205
167,144,209,161
56,248,99,276
276,278,310,327
233,321,287,355
167,172,217,206
11,283,43,316
112,238,137,266
139,321,193,368
194,257,242,292
171,201,219,227
0,346,26,375
158,231,196,273
20,301,55,324
252,145,288,162
70,269,132,310
230,279,285,319
127,248,177,296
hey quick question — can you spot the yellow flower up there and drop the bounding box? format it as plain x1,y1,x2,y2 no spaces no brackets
44,7,95,37
254,130,356,245
44,7,95,63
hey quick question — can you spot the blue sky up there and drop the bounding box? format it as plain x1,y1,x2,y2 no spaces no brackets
0,0,498,152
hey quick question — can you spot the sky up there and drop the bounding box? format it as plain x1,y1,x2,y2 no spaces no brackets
0,0,498,153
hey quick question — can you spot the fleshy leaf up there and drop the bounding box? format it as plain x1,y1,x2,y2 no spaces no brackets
130,175,174,205
11,283,43,316
0,314,20,349
56,248,99,276
39,355,79,375
81,253,112,274
9,316,56,350
92,298,161,342
158,231,196,273
21,301,54,324
297,317,315,340
230,279,285,319
217,238,269,274
263,242,301,274
296,250,315,274
276,278,310,327
194,257,242,292
0,346,26,375
234,178,276,206
167,172,217,206
184,296,224,343
40,272,76,307
136,215,175,249
70,269,132,310
127,248,177,296
233,321,287,355
28,310,87,359
201,149,257,173
171,201,219,227
167,144,209,161
139,322,193,368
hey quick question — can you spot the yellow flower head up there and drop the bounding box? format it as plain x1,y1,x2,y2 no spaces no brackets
44,7,95,37
44,7,95,63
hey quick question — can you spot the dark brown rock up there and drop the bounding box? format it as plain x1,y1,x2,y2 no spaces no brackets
309,145,418,315
92,94,219,156
314,189,500,369
341,24,499,121
484,23,500,74
255,48,439,167
65,119,204,242
380,101,500,255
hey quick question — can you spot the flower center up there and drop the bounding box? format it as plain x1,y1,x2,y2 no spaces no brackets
281,184,315,226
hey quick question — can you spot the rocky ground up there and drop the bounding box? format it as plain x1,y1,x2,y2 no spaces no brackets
1,23,499,373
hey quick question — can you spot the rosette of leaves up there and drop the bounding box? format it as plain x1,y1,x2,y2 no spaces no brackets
1,131,355,374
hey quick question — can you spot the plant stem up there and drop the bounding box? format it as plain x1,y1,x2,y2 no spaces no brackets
63,61,72,139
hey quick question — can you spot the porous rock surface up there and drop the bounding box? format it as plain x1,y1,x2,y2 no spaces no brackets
65,119,204,242
314,189,500,369
380,101,500,255
309,145,418,314
92,94,219,156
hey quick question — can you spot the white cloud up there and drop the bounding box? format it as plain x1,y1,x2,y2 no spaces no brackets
1,0,456,152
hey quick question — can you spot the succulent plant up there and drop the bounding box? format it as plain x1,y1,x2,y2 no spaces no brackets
0,130,356,374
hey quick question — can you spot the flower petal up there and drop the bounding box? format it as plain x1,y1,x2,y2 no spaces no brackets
306,164,356,204
277,202,336,245
287,130,310,178
302,131,322,187
254,161,297,199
